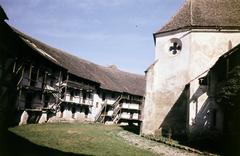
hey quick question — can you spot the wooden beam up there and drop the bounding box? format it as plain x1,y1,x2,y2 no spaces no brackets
79,89,81,104
64,74,69,101
56,71,62,104
36,68,39,82
41,93,44,106
12,60,16,73
43,71,47,89
28,64,32,86
58,71,62,86
17,65,25,87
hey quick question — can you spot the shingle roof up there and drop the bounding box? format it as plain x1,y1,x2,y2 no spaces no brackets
13,28,145,96
156,0,240,34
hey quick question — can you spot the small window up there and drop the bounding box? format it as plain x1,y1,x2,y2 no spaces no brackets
169,38,182,55
70,90,74,101
199,76,208,86
71,91,74,96
74,90,79,96
96,102,99,108
130,112,133,119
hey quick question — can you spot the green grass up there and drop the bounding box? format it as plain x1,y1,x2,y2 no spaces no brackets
9,123,157,156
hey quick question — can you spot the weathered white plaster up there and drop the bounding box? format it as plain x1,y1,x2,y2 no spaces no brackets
121,112,130,119
122,103,139,110
142,30,240,135
90,92,103,119
63,107,72,119
19,111,28,125
56,110,62,118
38,111,47,123
142,31,191,135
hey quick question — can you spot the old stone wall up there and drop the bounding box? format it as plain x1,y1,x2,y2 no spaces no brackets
142,31,191,135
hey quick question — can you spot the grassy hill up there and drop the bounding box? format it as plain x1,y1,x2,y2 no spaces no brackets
5,123,157,156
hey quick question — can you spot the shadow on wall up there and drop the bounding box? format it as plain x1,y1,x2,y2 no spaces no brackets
0,131,90,156
158,82,224,154
187,85,223,154
159,85,190,142
188,85,213,133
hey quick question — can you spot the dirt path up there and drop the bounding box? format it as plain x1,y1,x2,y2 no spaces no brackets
117,131,201,156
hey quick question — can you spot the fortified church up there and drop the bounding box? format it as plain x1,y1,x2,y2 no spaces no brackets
1,0,240,153
141,0,240,145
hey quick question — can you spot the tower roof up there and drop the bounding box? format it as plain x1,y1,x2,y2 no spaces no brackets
155,0,240,34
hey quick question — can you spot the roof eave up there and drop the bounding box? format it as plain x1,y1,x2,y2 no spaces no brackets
154,25,240,37
153,26,192,37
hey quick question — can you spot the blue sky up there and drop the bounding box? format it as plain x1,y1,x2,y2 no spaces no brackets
1,0,184,74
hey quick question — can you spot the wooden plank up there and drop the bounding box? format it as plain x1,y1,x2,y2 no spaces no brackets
57,71,62,104
36,68,39,82
12,60,16,73
17,65,25,87
28,64,32,86
64,74,69,101
43,71,47,89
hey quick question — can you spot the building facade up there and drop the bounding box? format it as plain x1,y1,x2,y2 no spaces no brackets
0,11,145,126
141,0,240,143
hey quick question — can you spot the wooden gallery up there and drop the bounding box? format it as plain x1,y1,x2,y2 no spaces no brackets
0,7,145,126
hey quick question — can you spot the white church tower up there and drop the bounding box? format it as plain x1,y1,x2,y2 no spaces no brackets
141,0,240,138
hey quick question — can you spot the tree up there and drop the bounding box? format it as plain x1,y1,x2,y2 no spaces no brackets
216,66,240,110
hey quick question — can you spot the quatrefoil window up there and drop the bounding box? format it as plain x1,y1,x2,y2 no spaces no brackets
169,38,182,55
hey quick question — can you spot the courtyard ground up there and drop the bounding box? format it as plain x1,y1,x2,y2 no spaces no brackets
1,123,205,156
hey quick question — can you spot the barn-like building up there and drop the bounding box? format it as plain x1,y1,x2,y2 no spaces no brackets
0,6,145,127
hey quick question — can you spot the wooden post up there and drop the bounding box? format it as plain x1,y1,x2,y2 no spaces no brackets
36,68,39,82
12,60,16,73
57,71,62,104
79,89,81,104
28,64,32,86
17,65,25,87
43,71,47,89
103,102,107,123
41,93,44,107
58,71,62,87
64,74,69,101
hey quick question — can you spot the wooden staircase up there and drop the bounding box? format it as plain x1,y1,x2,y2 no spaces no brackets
45,83,65,113
95,102,107,123
111,104,121,124
95,94,142,124
95,95,123,123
